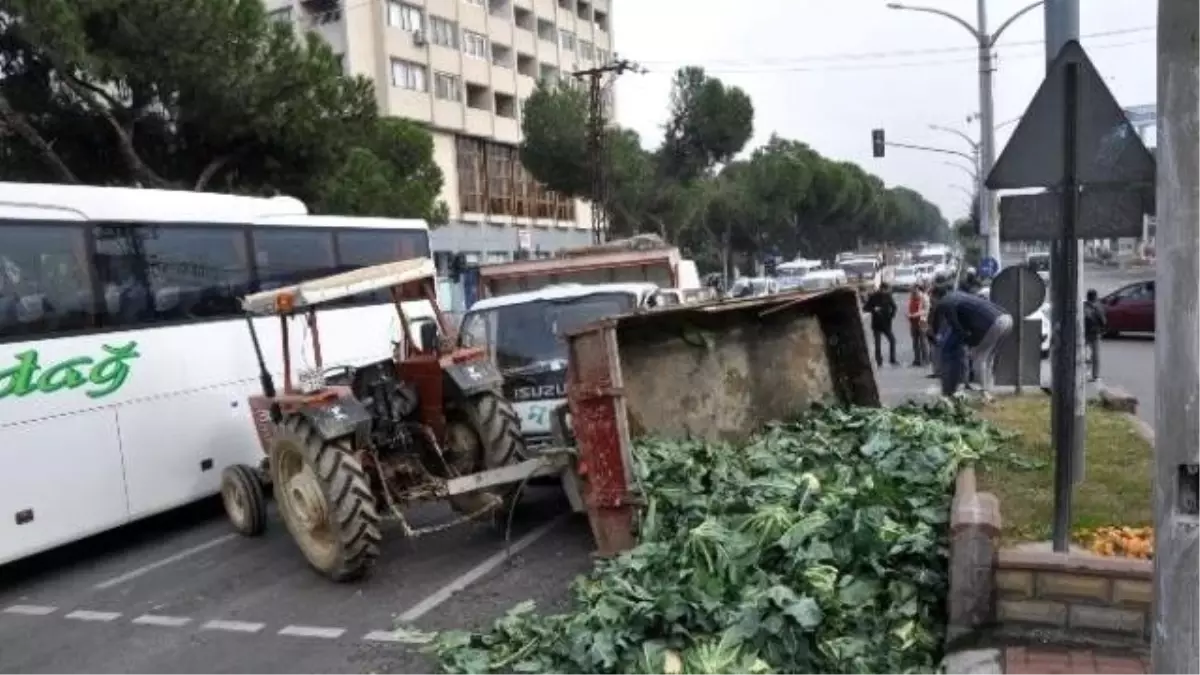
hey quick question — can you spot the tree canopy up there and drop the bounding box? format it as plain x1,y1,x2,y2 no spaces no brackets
520,68,950,273
0,0,448,222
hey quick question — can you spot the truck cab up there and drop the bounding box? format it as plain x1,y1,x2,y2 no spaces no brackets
457,282,661,447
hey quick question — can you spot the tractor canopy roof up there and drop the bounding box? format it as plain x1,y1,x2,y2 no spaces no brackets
241,256,437,315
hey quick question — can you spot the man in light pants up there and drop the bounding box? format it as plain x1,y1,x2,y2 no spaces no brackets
934,290,1014,398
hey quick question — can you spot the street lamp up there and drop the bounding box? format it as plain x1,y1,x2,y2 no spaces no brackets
887,0,1045,268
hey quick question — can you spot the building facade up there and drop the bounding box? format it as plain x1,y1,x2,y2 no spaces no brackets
264,0,613,270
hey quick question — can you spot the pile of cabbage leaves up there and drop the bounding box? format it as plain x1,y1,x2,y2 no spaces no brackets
431,400,1004,674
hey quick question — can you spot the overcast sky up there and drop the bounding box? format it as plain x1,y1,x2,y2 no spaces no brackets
611,0,1157,225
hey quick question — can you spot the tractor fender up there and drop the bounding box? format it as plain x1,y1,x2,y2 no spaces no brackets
442,359,504,398
295,395,373,442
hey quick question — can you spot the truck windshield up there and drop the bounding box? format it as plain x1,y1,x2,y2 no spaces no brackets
458,292,638,371
839,261,877,277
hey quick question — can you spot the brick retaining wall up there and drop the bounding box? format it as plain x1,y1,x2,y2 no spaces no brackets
995,548,1152,644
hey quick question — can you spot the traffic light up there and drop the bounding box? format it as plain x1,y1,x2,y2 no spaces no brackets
871,129,885,157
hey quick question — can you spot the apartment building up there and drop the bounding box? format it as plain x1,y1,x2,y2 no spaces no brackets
264,0,614,269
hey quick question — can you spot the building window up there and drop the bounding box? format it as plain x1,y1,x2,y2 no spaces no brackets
429,15,457,48
464,0,485,6
434,72,461,101
387,1,423,32
559,29,575,51
579,40,594,60
391,59,427,91
462,30,489,59
252,228,337,292
595,48,608,64
267,7,292,23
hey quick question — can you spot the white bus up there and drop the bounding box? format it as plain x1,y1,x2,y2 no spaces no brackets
0,183,432,565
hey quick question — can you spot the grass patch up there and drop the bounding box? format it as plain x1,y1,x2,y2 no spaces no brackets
976,394,1152,542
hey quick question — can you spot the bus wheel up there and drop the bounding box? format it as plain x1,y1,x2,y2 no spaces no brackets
221,464,267,537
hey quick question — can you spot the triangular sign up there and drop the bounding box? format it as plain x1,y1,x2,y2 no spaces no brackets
986,40,1156,190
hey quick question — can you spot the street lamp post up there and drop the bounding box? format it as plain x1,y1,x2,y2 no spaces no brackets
887,0,1045,268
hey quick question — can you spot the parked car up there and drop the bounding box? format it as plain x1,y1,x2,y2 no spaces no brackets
1101,280,1155,335
891,264,933,291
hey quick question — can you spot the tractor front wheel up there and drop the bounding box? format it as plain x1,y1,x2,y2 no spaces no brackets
220,464,267,537
444,392,526,519
270,415,381,582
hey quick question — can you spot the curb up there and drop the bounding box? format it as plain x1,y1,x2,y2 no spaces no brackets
943,647,1004,674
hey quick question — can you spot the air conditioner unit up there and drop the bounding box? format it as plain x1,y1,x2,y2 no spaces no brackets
413,30,427,46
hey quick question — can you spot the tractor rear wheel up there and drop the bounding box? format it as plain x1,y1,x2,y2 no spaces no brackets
270,415,381,582
220,464,267,537
444,392,526,519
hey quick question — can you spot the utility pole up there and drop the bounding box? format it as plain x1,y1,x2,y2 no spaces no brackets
1153,0,1199,671
572,58,642,245
887,0,1044,269
1043,0,1087,502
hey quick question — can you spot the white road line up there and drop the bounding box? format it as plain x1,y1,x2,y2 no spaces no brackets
278,625,346,639
2,604,57,616
92,533,237,590
65,610,121,622
397,515,568,623
132,614,192,627
202,619,265,634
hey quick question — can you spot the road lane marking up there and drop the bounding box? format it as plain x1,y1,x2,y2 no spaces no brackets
278,625,346,639
65,610,121,622
132,614,191,627
397,514,568,623
3,604,57,616
92,533,238,590
202,619,265,633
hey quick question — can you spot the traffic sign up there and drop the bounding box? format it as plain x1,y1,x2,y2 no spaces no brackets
987,41,1156,191
989,265,1046,319
998,187,1150,240
978,257,999,278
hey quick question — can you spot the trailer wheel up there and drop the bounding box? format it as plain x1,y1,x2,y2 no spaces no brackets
444,392,526,518
270,415,381,582
220,464,267,537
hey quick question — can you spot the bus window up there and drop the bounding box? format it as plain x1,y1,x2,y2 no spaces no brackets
93,224,251,326
335,229,432,304
0,222,96,340
252,227,337,292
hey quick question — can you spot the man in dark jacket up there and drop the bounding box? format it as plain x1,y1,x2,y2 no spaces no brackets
1083,288,1107,381
932,290,1013,398
863,282,899,367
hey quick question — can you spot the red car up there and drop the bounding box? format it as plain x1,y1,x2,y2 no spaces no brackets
1101,280,1155,335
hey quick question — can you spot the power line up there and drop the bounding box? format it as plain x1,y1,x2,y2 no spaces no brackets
635,25,1153,68
634,37,1152,76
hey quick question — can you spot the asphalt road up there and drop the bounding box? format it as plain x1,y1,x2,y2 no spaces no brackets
870,263,1156,425
0,490,592,673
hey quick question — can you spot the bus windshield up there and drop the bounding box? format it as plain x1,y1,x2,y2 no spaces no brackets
459,292,638,372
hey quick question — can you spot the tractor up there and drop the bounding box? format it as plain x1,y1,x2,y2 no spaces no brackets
219,257,567,582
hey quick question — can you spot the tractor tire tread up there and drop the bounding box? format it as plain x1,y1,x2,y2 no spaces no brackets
223,464,268,537
272,417,381,582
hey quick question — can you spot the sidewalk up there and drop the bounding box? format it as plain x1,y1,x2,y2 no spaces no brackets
1004,647,1150,674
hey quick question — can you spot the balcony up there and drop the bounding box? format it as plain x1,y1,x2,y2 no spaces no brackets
594,8,609,32
536,18,557,45
538,63,559,85
492,42,515,69
576,0,592,21
488,0,511,20
516,52,537,78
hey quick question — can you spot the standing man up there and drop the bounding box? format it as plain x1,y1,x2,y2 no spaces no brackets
1083,288,1107,382
932,290,1014,399
863,281,899,367
906,281,930,367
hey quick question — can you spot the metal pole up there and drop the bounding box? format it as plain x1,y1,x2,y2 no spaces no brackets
1153,0,1199,671
1045,0,1082,553
976,0,999,267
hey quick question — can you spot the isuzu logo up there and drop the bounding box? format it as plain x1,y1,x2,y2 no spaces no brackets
510,383,567,401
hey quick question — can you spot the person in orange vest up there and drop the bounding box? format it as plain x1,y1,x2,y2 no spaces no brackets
906,281,931,367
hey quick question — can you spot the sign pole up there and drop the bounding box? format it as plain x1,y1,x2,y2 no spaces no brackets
1152,0,1199,670
1050,59,1082,552
1014,271,1024,395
